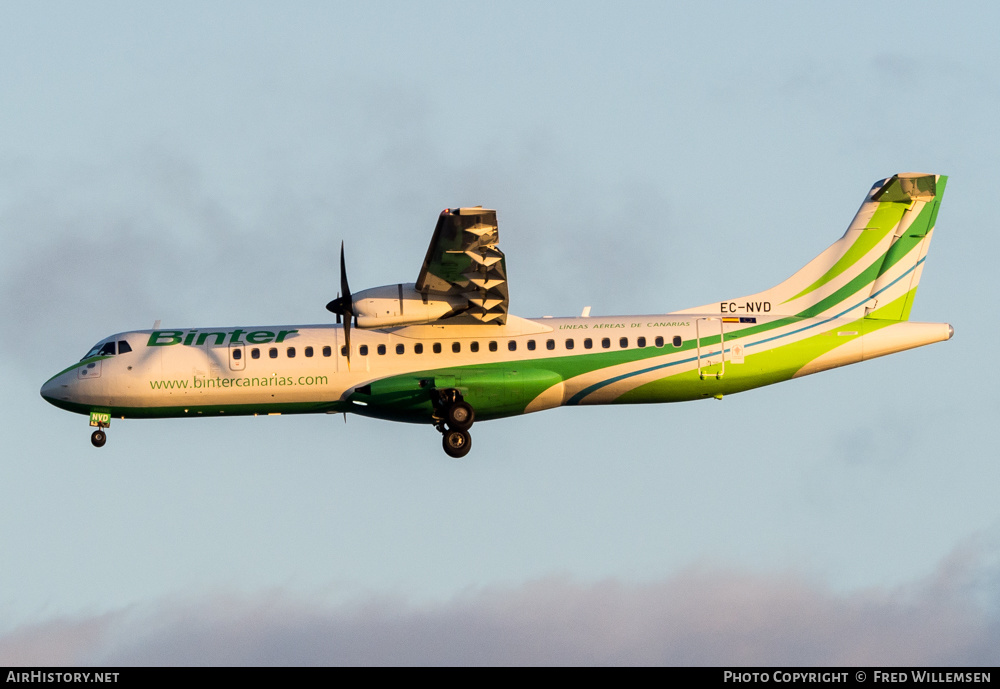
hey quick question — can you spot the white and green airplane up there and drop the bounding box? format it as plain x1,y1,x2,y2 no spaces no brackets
41,173,952,457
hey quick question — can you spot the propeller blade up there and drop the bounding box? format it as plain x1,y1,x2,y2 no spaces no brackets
325,244,354,319
340,242,352,367
339,240,351,305
323,242,354,366
343,312,352,366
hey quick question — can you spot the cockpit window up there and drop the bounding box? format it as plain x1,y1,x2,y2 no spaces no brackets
83,342,106,359
81,339,124,360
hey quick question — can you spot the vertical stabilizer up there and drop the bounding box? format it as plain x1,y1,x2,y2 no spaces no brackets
678,173,946,321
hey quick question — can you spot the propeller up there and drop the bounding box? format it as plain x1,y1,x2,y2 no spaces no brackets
325,241,354,363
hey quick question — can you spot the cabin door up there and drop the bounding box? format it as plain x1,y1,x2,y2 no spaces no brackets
695,317,725,380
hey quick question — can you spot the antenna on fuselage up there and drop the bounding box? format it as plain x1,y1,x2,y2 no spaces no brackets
152,319,161,330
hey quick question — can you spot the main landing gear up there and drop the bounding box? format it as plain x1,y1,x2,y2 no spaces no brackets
91,430,107,448
433,389,476,458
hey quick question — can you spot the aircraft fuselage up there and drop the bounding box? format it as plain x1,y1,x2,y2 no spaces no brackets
41,312,951,427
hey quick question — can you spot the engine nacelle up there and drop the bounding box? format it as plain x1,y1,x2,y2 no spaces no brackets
352,283,468,328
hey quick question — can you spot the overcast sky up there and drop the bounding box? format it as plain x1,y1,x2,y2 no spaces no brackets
2,1,998,665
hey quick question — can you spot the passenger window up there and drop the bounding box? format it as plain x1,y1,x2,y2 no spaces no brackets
655,336,664,348
527,340,536,351
470,341,479,353
305,346,314,357
433,343,442,354
323,346,331,357
508,340,517,351
233,348,242,360
340,346,347,357
396,344,405,355
565,339,574,350
415,343,424,354
637,337,646,348
673,335,682,347
269,347,278,358
252,348,260,359
620,337,628,349
287,347,296,358
117,341,132,354
584,338,593,349
452,342,461,353
377,344,386,355
546,339,555,350
99,342,116,356
360,345,369,356
489,341,498,352
602,338,611,349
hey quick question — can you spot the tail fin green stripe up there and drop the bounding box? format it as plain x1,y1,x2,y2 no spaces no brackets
783,222,906,303
865,290,916,321
865,176,946,320
874,206,933,278
796,257,884,318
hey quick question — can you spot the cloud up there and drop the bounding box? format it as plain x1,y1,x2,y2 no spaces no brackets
0,613,117,667
3,544,997,666
3,103,681,380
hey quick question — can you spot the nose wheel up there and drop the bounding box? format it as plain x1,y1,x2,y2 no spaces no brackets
433,389,475,458
91,430,107,447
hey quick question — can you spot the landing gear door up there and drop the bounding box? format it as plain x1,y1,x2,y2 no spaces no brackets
229,342,246,371
696,317,725,380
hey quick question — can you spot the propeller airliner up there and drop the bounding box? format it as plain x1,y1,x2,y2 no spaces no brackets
41,173,953,457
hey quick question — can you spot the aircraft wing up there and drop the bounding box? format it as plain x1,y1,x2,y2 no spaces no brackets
415,207,509,324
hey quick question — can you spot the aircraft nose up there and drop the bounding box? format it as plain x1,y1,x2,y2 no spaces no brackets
40,372,72,406
40,377,59,403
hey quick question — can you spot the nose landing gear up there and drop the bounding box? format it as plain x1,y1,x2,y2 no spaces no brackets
89,411,111,448
434,389,475,458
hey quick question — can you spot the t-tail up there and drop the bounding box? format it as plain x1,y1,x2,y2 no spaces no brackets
681,173,947,322
679,173,952,371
